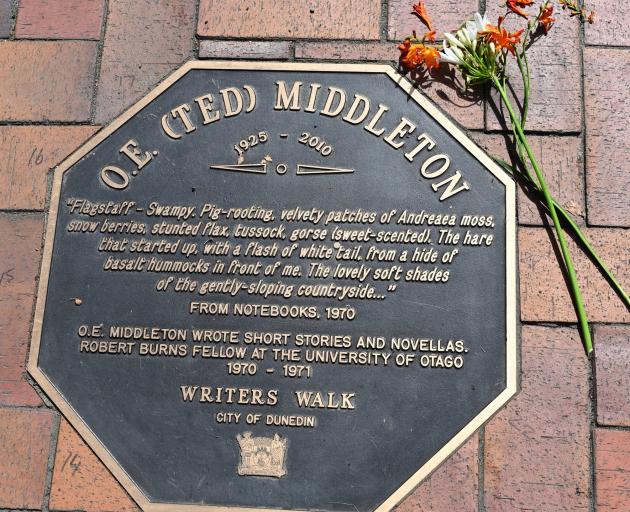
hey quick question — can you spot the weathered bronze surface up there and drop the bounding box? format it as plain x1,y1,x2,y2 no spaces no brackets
29,62,517,512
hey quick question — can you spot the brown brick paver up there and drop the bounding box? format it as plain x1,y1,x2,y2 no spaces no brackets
585,0,630,46
0,407,54,509
94,0,196,123
49,419,139,512
0,126,99,210
584,48,630,227
200,41,292,60
595,326,630,427
16,0,104,40
474,134,585,226
198,0,380,40
388,0,478,40
396,436,478,512
0,214,44,407
485,326,590,511
519,227,630,323
0,41,97,122
595,429,630,511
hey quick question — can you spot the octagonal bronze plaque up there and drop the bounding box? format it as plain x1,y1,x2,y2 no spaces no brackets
29,61,517,512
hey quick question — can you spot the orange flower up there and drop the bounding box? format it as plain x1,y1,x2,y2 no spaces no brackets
419,45,440,68
559,0,596,24
506,0,533,18
398,39,440,71
412,1,433,31
539,4,555,33
424,30,437,42
480,18,524,54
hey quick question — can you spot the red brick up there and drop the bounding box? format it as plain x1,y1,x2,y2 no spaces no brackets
16,0,104,40
49,419,139,512
296,41,397,62
0,214,44,407
94,0,196,123
595,429,630,511
0,126,99,210
484,326,590,512
519,227,630,323
396,436,478,512
584,0,630,46
0,407,54,508
595,326,630,427
198,0,380,40
0,0,13,38
584,48,630,227
200,40,292,60
0,41,97,122
473,134,585,225
388,0,478,40
485,3,582,132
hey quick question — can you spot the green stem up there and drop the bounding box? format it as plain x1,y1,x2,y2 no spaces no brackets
515,51,530,127
493,156,630,309
493,76,593,354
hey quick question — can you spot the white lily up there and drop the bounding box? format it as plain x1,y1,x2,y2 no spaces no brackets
444,31,464,49
473,12,490,32
439,40,465,65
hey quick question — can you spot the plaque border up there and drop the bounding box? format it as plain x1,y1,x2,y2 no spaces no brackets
27,60,518,512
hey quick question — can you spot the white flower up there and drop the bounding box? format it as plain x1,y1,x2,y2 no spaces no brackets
460,12,490,43
473,12,490,32
439,40,465,65
444,32,464,49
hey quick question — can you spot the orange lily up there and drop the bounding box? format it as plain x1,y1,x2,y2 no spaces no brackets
412,1,433,31
539,4,555,34
480,17,524,54
398,39,440,71
506,0,534,18
424,30,437,42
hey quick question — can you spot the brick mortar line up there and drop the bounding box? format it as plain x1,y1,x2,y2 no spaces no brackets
477,428,486,512
588,336,596,512
589,327,598,512
89,0,111,124
380,0,389,41
517,222,630,231
589,425,597,511
583,43,630,50
0,121,96,126
594,425,630,431
0,210,43,218
191,0,201,61
6,37,101,42
197,35,397,43
41,412,61,512
578,11,590,235
0,509,44,512
522,320,630,325
8,0,18,39
518,221,630,229
480,128,582,136
0,403,48,411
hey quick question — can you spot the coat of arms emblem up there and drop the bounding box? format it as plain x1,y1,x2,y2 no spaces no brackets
236,432,288,478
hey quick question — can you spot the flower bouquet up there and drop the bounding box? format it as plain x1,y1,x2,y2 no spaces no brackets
398,0,629,354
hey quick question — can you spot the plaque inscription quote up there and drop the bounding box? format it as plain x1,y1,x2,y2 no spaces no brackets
29,62,517,512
